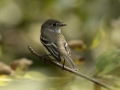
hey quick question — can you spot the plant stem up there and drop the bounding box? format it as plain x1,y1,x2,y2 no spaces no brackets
28,46,113,90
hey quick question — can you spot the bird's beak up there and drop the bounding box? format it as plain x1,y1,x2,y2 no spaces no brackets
59,23,67,26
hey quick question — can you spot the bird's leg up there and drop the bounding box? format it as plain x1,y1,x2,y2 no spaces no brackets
62,59,65,70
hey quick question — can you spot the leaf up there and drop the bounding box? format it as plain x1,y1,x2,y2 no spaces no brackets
95,49,120,76
89,28,105,49
0,62,15,76
10,58,33,76
68,40,87,51
10,58,33,71
0,75,12,86
23,71,47,81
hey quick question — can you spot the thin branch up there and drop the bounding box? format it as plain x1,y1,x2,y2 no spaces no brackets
28,46,113,90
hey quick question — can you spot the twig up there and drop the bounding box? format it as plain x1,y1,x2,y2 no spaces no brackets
28,46,113,90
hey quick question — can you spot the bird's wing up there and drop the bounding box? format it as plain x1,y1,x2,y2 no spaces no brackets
40,36,61,62
64,42,71,56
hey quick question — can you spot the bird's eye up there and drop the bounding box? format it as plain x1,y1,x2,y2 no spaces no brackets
52,23,56,26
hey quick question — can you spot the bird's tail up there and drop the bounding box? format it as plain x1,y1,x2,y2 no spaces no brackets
63,54,78,71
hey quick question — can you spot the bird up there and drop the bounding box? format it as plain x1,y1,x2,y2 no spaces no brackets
40,19,78,71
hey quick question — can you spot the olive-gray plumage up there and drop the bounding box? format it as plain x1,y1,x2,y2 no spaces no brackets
40,19,78,71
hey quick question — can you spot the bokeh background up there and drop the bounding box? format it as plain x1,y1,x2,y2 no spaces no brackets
0,0,120,90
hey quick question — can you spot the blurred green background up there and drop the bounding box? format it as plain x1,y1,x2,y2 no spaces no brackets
0,0,120,90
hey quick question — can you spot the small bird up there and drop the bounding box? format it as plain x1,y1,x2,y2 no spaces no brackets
40,19,78,71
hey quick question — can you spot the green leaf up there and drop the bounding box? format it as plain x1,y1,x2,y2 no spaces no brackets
23,71,47,81
0,75,12,86
89,28,105,49
95,49,120,76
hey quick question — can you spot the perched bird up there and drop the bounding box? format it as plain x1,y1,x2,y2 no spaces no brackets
40,19,78,71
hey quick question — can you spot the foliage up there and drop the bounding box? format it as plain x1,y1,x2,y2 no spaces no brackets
0,0,120,90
